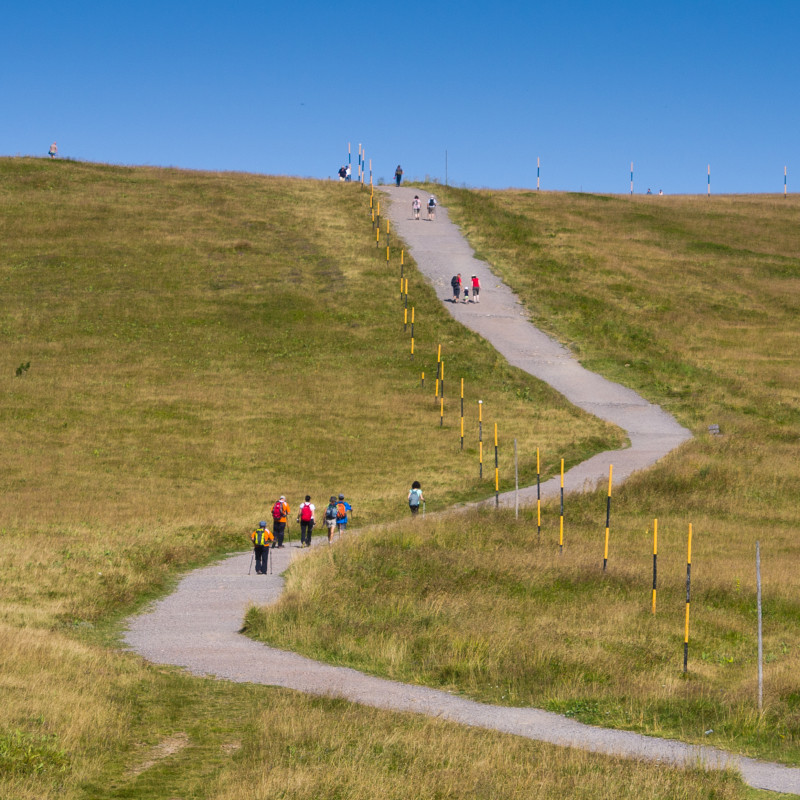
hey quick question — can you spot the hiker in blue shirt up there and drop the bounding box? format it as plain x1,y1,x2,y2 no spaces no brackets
335,493,353,535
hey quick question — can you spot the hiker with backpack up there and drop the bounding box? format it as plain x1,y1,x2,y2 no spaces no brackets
324,496,339,543
297,495,315,548
250,521,274,574
395,165,403,187
336,493,352,536
427,195,436,220
408,481,424,515
451,273,462,303
271,496,290,547
471,275,481,303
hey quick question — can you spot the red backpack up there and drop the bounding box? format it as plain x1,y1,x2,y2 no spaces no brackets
271,501,283,520
300,503,313,522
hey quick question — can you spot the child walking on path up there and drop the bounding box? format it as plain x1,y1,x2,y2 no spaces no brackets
408,481,424,515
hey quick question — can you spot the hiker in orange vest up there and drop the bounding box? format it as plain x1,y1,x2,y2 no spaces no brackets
271,495,290,548
250,521,274,574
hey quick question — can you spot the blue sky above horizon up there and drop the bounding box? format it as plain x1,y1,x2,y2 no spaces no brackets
3,1,797,194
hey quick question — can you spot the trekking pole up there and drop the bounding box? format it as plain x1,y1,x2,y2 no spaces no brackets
248,552,254,575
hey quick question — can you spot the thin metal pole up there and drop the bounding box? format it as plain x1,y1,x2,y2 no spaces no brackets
514,439,519,519
756,540,763,713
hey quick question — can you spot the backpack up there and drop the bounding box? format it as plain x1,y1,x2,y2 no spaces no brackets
409,488,422,507
336,502,347,520
300,503,313,522
428,198,436,208
451,275,460,288
272,501,283,520
325,504,338,521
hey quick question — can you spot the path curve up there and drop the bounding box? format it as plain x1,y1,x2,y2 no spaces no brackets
123,192,800,794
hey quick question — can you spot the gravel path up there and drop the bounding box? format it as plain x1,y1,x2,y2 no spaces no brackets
123,191,799,794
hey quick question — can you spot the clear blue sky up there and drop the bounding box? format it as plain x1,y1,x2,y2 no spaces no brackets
3,1,797,194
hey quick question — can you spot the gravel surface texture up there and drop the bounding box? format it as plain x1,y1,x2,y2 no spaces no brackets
123,190,799,794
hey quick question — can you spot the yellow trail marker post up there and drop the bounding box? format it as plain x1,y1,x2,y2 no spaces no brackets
652,519,658,614
440,397,444,427
559,458,565,554
460,378,464,451
536,447,541,542
684,523,693,673
401,249,404,266
494,422,499,507
376,228,380,247
440,360,444,401
404,307,407,332
411,337,414,358
478,400,483,478
602,464,613,572
435,345,441,400
410,307,415,339
386,245,390,262
404,277,408,308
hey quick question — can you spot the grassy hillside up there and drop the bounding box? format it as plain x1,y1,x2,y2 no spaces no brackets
0,159,646,799
249,188,800,766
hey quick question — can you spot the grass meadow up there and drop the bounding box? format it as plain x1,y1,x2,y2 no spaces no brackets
0,157,685,799
247,187,800,768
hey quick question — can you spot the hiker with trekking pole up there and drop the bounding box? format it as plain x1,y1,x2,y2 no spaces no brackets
250,521,274,575
271,496,290,547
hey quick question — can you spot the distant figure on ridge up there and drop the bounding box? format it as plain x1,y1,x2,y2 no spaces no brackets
395,165,403,186
412,195,421,220
408,481,424,515
338,165,347,181
345,164,352,182
48,141,57,159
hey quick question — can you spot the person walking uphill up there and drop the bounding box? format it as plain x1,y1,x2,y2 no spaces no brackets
336,493,353,536
271,496,290,547
451,273,462,303
250,521,274,575
324,496,339,543
297,495,315,548
408,481,424,515
395,165,403,187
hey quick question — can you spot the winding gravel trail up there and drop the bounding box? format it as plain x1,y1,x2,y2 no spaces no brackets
123,190,800,794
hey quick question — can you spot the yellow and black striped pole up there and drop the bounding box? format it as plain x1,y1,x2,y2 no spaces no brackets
478,400,483,479
435,344,441,401
386,245,390,263
652,519,658,614
440,360,444,402
376,227,380,248
536,447,541,542
410,336,414,359
421,371,425,389
559,458,565,554
602,464,613,572
410,307,415,339
404,307,408,332
404,277,408,309
494,423,499,507
684,523,693,673
460,378,464,451
440,396,444,427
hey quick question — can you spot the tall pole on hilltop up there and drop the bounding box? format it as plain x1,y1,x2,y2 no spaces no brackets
630,162,634,195
537,157,540,191
707,164,711,196
445,150,448,187
785,166,788,198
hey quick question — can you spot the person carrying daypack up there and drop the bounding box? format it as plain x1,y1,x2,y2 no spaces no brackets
451,273,462,303
324,496,339,543
335,493,352,536
427,195,436,220
271,496,290,547
297,495,315,548
250,521,274,575
408,481,424,515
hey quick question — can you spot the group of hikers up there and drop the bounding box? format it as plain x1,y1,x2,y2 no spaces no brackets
412,194,436,220
450,273,481,303
249,494,353,574
249,483,425,574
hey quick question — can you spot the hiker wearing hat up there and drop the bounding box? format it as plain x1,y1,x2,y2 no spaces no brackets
324,496,339,543
271,496,290,548
335,493,353,536
250,521,274,574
